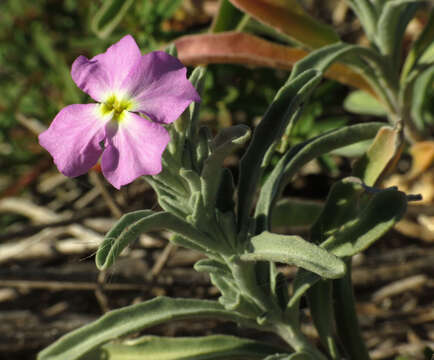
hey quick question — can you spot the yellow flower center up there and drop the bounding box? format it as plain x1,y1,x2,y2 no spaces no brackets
100,95,133,122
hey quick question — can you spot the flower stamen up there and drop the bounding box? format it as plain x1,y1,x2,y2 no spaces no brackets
101,94,132,122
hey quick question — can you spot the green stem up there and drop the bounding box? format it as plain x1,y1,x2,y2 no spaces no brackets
229,258,272,313
273,323,328,360
333,261,370,360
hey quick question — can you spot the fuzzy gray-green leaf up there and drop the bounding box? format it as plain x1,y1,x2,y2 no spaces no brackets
237,70,321,231
255,122,383,232
289,42,383,81
96,211,211,269
85,334,284,360
202,125,251,209
377,0,421,68
322,189,408,257
346,0,378,42
38,297,253,360
241,231,345,279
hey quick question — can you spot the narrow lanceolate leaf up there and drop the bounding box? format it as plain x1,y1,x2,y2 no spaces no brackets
352,126,399,186
241,231,346,279
411,66,434,130
96,211,211,270
237,70,321,231
288,42,388,103
227,0,340,48
91,0,135,39
344,90,387,116
175,32,375,95
287,270,320,311
38,297,254,360
309,180,362,244
322,189,408,257
402,11,434,80
345,0,378,42
201,125,251,209
376,0,422,66
289,42,384,90
87,335,283,360
333,264,370,360
255,122,384,232
307,280,340,360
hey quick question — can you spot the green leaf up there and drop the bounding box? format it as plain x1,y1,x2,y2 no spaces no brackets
322,188,408,257
194,259,231,277
344,90,387,116
255,122,384,232
38,297,254,360
241,231,346,279
333,265,370,360
346,0,378,42
288,42,389,106
216,169,236,213
96,211,215,270
411,65,434,131
237,70,322,232
310,127,400,246
287,270,320,312
289,42,383,81
307,281,340,359
271,198,323,229
376,0,421,69
419,41,434,65
228,0,340,48
202,125,251,209
270,271,290,311
85,334,283,360
330,139,373,157
185,66,207,149
211,0,244,33
310,180,361,244
91,0,135,39
401,11,434,80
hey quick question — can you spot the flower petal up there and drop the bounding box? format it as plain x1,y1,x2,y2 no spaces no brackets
39,104,108,177
71,35,142,102
101,112,170,189
122,51,200,124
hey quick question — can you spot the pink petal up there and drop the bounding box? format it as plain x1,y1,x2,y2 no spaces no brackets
71,35,142,102
39,104,108,177
122,51,200,124
101,112,170,189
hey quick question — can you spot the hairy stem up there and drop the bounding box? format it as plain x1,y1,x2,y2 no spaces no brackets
273,322,328,360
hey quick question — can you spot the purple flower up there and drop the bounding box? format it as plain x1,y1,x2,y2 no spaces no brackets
39,35,200,189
